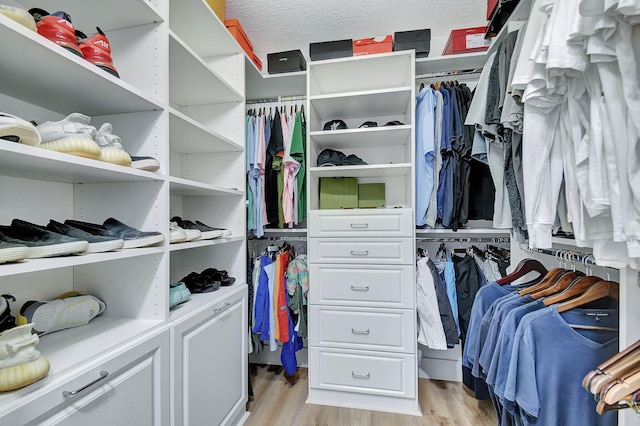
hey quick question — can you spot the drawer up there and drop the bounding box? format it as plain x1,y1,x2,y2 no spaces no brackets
309,264,414,308
309,238,414,265
309,347,416,398
309,209,413,237
309,306,415,353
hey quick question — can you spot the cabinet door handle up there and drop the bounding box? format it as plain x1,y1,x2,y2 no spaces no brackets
351,328,370,335
63,370,109,399
350,250,369,256
350,285,370,292
352,371,371,379
213,302,231,314
350,223,369,229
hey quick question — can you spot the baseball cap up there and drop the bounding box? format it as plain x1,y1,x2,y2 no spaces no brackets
383,120,405,126
359,121,377,128
323,119,347,131
317,148,345,166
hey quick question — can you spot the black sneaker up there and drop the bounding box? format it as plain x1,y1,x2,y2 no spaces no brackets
170,216,222,240
0,294,16,333
0,219,88,258
341,154,367,166
65,218,164,249
47,220,124,253
180,271,220,293
195,221,232,237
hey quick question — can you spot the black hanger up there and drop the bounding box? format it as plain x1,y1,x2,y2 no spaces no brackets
419,82,425,91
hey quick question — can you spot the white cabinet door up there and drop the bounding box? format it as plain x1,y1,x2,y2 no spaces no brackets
173,289,247,426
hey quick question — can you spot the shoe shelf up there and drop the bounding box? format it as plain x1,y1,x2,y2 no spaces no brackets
309,126,412,150
0,16,164,116
415,51,488,75
169,236,245,252
169,177,243,196
309,87,413,123
169,108,243,154
246,70,308,101
0,247,165,278
169,31,244,106
168,282,246,323
0,141,162,184
19,0,164,32
308,163,412,178
169,0,244,59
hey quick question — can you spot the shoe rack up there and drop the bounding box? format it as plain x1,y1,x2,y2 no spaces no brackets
0,1,247,424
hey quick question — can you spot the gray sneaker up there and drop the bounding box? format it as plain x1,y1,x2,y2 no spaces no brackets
0,219,88,258
36,113,101,159
47,220,124,253
94,123,132,166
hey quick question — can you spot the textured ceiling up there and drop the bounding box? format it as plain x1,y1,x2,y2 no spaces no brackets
226,0,488,66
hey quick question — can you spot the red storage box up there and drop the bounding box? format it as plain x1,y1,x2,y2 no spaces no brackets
443,26,490,55
353,35,393,56
487,0,499,20
224,18,254,57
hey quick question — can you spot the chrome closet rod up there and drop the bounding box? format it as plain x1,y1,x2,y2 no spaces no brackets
416,236,509,244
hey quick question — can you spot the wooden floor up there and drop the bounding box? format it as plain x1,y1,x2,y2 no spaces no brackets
245,365,497,426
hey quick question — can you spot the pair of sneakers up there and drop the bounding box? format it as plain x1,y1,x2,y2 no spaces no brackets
28,8,119,78
36,113,132,166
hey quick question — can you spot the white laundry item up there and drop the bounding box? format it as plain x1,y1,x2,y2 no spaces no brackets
512,0,547,92
546,0,589,74
416,257,447,350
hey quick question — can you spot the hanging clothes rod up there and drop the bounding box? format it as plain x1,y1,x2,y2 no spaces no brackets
248,235,307,242
415,69,482,81
522,245,617,270
246,95,307,104
416,236,509,243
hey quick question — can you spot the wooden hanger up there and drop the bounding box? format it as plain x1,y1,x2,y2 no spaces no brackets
584,340,640,390
515,268,564,295
556,280,619,313
496,259,548,285
596,390,640,415
530,270,585,299
589,352,640,395
543,275,602,306
602,370,640,405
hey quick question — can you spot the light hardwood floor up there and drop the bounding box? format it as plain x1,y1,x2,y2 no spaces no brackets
246,365,497,426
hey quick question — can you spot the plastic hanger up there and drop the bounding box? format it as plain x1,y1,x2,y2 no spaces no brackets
419,82,425,91
496,259,548,285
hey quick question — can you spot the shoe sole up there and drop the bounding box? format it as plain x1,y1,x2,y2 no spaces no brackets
99,148,132,166
198,230,223,240
170,232,187,244
39,137,101,159
0,245,29,263
27,241,89,258
184,230,201,241
95,64,120,79
0,122,40,146
0,355,50,392
122,234,164,249
130,158,160,172
86,239,124,253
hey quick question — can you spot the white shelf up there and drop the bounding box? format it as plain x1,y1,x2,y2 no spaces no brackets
169,32,243,106
308,51,414,96
169,236,244,251
487,0,532,55
246,68,307,100
19,0,164,32
0,140,162,184
551,236,581,247
169,282,247,323
309,163,412,178
169,108,243,153
0,246,165,278
415,51,488,76
169,0,243,58
310,126,412,150
169,177,243,196
0,16,164,116
310,87,412,120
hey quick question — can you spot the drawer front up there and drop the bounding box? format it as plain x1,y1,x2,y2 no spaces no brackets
309,264,414,308
309,238,413,265
309,209,413,237
309,306,415,353
309,348,416,398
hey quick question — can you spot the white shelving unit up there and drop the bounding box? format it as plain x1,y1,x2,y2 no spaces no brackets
0,1,248,424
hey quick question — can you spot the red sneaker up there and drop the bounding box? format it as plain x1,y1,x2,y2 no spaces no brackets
30,9,83,58
78,27,120,78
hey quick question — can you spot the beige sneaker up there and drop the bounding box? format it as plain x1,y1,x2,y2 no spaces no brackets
0,5,37,31
0,323,50,392
36,113,101,159
95,123,132,166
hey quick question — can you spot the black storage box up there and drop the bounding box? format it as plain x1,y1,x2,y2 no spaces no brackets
309,39,353,61
267,49,307,74
393,29,431,58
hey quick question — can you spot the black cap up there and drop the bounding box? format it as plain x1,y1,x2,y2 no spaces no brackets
317,148,345,166
359,121,378,128
384,120,405,126
323,119,347,131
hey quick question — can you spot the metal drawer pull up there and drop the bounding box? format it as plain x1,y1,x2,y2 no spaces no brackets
351,328,370,335
350,223,369,229
213,302,231,314
350,285,370,292
352,371,371,379
63,371,109,399
350,250,369,256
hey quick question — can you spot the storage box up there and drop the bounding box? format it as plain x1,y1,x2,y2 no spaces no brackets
267,50,306,74
353,35,393,56
309,39,353,61
487,0,499,20
205,0,226,22
443,26,490,55
224,19,253,57
358,183,386,208
320,177,358,209
393,29,431,58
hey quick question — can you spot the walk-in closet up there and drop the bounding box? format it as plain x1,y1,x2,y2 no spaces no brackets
0,0,639,425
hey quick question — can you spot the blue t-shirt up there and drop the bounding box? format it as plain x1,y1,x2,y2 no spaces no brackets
505,306,618,426
415,87,437,226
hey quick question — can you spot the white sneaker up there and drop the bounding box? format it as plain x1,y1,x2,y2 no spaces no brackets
0,323,50,392
95,123,132,166
0,5,37,32
130,156,160,172
0,113,41,146
169,222,187,244
37,113,101,159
